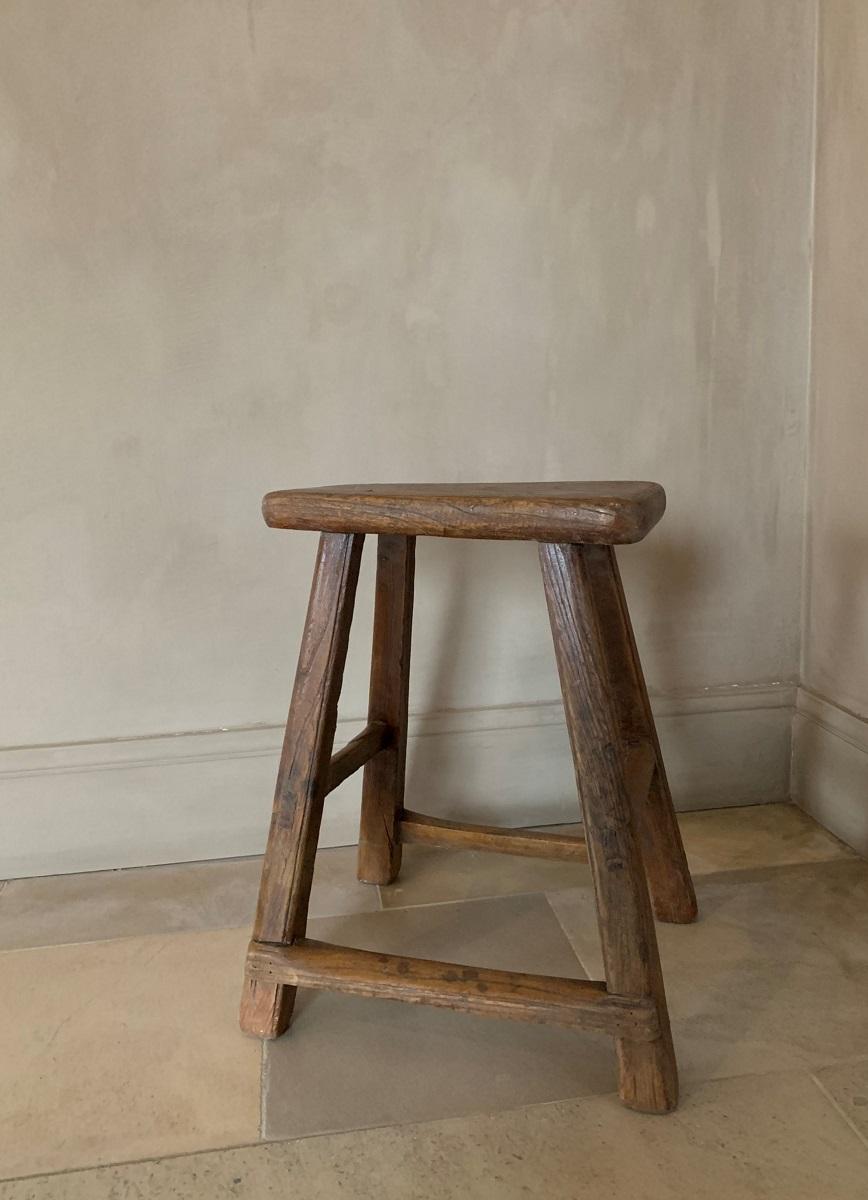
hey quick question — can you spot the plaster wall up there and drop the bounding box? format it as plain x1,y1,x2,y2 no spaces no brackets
0,2,816,873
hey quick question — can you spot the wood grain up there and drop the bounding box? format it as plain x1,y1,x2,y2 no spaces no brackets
241,480,688,1114
540,541,679,1114
582,545,698,924
246,938,660,1040
401,810,589,862
239,532,364,1039
263,482,665,544
357,535,415,885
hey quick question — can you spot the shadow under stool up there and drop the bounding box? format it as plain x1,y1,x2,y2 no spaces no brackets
239,482,698,1114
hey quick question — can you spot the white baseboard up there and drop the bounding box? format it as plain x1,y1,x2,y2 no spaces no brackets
792,687,868,857
1,683,795,879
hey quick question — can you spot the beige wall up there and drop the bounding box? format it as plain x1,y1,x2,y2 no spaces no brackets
794,0,868,852
1,3,816,873
803,0,868,715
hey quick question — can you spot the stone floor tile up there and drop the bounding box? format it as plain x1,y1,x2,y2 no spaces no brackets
0,845,379,951
377,842,590,909
5,1070,867,1199
263,892,614,1139
0,928,260,1178
549,859,868,1083
679,802,854,875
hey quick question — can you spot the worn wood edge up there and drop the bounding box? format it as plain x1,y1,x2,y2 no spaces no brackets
238,976,295,1040
261,486,665,544
326,721,392,794
245,938,660,1040
400,810,589,862
262,506,655,544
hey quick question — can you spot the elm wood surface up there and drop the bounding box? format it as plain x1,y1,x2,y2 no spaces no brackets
400,811,589,862
357,535,416,885
241,479,695,1114
239,532,364,1039
326,721,391,795
263,482,665,544
245,939,660,1041
582,545,697,924
539,541,678,1114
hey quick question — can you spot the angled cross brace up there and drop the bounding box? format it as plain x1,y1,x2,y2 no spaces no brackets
245,938,660,1042
326,721,392,794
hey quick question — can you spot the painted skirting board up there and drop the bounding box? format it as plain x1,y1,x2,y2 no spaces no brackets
1,683,795,879
792,688,868,857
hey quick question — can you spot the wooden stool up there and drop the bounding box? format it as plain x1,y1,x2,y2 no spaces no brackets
240,482,698,1114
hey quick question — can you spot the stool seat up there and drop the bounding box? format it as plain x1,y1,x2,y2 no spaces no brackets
263,481,666,543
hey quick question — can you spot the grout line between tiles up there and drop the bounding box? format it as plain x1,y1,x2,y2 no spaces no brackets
2,857,857,955
808,1071,868,1152
0,924,254,957
0,1086,622,1187
259,1038,267,1141
0,1138,269,1188
0,1079,628,1186
0,1066,835,1188
376,885,578,914
542,891,598,978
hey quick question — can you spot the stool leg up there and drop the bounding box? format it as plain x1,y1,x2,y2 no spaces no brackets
357,535,415,885
583,546,698,924
240,532,363,1038
540,542,678,1114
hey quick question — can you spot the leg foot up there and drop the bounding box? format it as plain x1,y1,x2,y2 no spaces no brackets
239,977,296,1039
617,1037,679,1114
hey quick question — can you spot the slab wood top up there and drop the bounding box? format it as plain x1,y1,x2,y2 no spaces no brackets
262,482,666,543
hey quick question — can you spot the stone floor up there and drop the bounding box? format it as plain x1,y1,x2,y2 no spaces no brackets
2,803,868,1197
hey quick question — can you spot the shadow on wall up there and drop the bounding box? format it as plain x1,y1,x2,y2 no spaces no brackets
412,537,476,714
408,531,706,708
793,526,868,856
619,532,708,698
808,524,868,712
402,530,706,823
